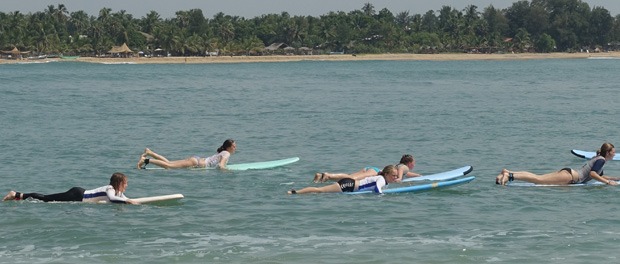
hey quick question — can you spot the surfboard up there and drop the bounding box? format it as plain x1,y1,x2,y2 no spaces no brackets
508,181,615,187
144,157,300,171
401,165,473,182
132,194,184,203
571,149,620,161
96,193,184,204
348,176,475,194
224,157,300,170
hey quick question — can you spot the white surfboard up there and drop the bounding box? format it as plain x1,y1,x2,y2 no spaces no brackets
401,165,473,182
571,149,620,160
132,194,184,204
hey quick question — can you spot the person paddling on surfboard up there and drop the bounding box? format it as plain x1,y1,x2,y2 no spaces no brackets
2,172,140,204
290,165,399,194
137,139,236,170
496,142,620,186
313,154,421,183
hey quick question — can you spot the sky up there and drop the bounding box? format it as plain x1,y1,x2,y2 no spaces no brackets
2,0,619,19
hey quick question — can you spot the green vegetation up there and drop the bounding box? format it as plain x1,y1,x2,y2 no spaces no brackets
1,0,620,56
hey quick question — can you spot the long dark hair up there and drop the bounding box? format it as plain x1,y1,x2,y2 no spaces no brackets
109,172,127,195
399,154,414,165
217,139,235,153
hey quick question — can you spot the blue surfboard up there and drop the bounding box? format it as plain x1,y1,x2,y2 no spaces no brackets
348,176,475,194
571,149,620,161
401,166,473,182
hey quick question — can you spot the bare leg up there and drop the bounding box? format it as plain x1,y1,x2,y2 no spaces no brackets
148,157,199,169
505,169,573,185
289,183,343,194
145,148,170,162
322,168,378,182
138,148,185,169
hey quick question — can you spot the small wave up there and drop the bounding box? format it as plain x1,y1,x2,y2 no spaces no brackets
587,56,619,60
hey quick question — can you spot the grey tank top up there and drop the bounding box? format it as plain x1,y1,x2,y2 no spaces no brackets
577,156,605,183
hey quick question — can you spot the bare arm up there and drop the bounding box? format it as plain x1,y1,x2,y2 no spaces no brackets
591,171,618,185
405,171,421,177
125,199,140,205
218,155,229,170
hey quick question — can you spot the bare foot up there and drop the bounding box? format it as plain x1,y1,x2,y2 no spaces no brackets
287,189,297,194
500,169,511,185
3,191,16,201
313,173,323,183
496,169,508,185
320,173,330,183
137,154,147,169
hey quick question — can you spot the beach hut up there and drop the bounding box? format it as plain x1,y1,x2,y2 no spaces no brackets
299,47,313,55
283,46,295,55
1,47,29,59
154,48,165,57
108,43,133,58
264,43,289,54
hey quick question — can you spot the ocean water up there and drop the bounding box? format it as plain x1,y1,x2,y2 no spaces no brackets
1,58,620,263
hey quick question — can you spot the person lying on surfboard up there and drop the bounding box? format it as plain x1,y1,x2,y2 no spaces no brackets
137,139,236,170
290,165,399,194
2,172,140,204
313,154,420,183
496,142,620,186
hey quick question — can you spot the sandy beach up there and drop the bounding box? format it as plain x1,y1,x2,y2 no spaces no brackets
2,52,619,64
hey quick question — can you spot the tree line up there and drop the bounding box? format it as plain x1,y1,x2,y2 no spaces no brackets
1,0,620,56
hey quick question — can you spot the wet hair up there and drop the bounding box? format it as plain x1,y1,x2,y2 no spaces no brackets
399,154,414,164
109,172,127,195
597,142,615,157
379,165,397,177
217,139,235,153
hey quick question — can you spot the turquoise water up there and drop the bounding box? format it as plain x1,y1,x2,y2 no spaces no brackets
1,58,620,263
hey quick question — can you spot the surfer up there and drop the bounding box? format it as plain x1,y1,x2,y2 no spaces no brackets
137,139,236,170
2,172,139,204
313,154,420,183
290,165,399,194
496,142,620,186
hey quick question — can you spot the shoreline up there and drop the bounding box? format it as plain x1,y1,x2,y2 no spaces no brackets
2,52,619,64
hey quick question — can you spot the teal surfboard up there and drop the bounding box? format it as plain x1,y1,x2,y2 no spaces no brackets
349,176,475,194
144,157,300,171
401,166,473,182
571,149,620,160
224,157,300,170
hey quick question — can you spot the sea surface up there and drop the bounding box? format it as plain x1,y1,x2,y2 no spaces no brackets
1,57,620,263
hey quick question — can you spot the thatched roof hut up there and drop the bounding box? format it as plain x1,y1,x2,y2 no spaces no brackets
108,43,133,57
1,47,30,59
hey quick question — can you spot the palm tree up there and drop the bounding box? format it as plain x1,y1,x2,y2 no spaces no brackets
141,11,161,34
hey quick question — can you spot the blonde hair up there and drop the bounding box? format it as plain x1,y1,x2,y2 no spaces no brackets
380,165,397,177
